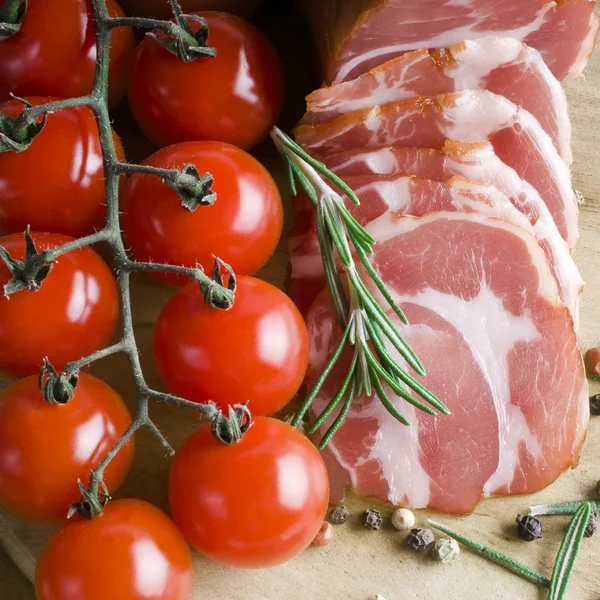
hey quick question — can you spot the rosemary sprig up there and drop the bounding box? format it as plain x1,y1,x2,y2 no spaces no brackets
548,502,591,600
271,128,449,448
428,520,551,588
530,500,600,517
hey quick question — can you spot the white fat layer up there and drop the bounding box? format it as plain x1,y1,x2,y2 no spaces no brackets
369,178,412,211
341,148,400,174
450,37,522,89
334,4,552,83
393,285,542,496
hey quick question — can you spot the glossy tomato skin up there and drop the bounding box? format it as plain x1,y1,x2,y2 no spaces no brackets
154,275,309,416
0,97,125,238
122,141,283,285
128,12,283,150
0,232,119,378
0,374,133,523
169,416,329,567
0,0,135,107
119,0,260,18
35,499,194,600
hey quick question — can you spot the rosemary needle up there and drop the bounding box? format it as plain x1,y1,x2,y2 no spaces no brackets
427,520,551,588
530,499,600,517
271,128,449,445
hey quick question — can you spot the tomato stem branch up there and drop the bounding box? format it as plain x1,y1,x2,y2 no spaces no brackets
0,0,235,515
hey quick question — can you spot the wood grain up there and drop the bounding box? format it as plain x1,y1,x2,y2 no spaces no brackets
1,37,599,600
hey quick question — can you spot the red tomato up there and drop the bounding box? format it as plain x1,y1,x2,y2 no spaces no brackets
119,0,260,19
169,416,329,567
122,141,283,285
154,275,309,416
0,374,133,523
35,499,193,600
0,0,135,107
128,12,283,150
0,232,119,378
0,97,125,238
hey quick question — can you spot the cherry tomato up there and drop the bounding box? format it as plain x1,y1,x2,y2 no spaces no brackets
0,0,134,107
119,0,260,19
0,97,125,238
122,141,283,285
154,275,309,416
169,416,329,567
128,12,283,150
0,232,119,378
0,374,133,523
35,499,193,600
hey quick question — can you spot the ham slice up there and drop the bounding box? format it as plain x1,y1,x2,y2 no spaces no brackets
297,0,599,84
306,211,588,513
295,90,578,248
301,37,571,163
314,141,583,320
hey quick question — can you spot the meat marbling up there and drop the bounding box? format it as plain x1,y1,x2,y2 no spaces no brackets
306,211,588,513
301,36,572,163
297,0,599,84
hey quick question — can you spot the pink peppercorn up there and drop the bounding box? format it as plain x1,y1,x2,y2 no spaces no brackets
313,521,334,546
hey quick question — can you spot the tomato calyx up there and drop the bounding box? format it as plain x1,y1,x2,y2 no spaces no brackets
0,227,54,295
208,401,252,445
199,256,237,309
0,0,26,40
0,95,46,152
148,9,217,62
68,478,111,520
166,164,216,211
38,359,78,405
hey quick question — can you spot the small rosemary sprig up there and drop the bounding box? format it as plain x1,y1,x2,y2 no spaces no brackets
530,499,600,517
271,128,449,448
429,504,592,598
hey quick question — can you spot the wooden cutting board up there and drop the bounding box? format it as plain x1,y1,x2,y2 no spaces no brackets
1,35,599,600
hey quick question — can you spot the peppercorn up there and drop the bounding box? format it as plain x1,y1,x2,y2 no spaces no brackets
584,512,599,538
596,479,600,497
407,528,435,552
391,508,415,531
432,537,460,563
516,514,543,541
590,394,600,416
329,505,350,525
362,508,383,530
313,521,334,546
584,347,600,378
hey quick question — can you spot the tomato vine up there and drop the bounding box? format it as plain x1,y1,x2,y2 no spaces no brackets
0,0,240,518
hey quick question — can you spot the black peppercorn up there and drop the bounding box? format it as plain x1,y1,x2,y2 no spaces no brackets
407,528,435,552
362,508,383,530
329,506,350,525
584,512,599,538
596,479,600,497
516,514,543,541
590,394,600,416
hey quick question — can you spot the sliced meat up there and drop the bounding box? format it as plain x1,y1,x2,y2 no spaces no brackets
301,36,571,163
295,90,578,248
288,176,528,315
306,211,588,513
297,0,599,84
313,141,583,321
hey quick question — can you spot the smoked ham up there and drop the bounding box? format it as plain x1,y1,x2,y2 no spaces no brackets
297,0,599,84
301,37,572,163
295,90,578,248
289,150,583,321
306,211,588,513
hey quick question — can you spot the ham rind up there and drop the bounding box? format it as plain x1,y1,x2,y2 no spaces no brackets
313,141,583,322
301,37,572,163
297,0,599,84
306,212,588,513
295,90,579,248
289,176,528,315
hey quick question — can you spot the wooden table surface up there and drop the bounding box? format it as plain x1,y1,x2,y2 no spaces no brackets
1,6,599,599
